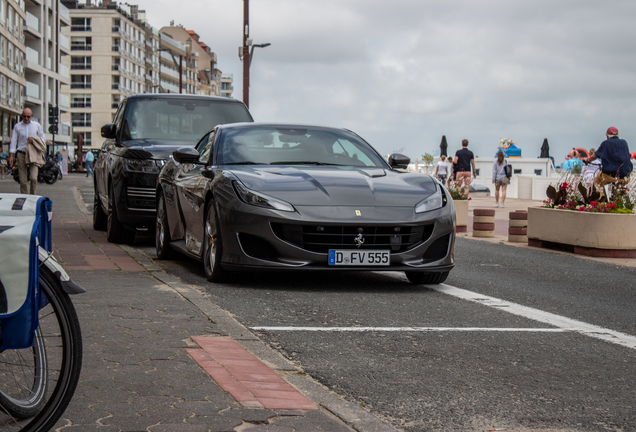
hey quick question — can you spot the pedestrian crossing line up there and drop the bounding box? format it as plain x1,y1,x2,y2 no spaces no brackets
251,327,568,332
432,284,636,350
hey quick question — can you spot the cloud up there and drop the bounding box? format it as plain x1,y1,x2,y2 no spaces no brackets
134,0,636,162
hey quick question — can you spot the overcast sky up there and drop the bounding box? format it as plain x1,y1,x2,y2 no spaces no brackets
130,0,636,164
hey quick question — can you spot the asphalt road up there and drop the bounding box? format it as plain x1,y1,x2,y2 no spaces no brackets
27,176,636,431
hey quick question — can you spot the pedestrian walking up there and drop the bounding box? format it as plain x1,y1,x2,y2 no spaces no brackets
453,139,476,197
84,151,95,177
434,155,449,186
492,151,509,208
8,108,47,194
0,146,7,179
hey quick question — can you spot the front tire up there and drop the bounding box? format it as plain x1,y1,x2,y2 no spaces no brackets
107,183,135,244
405,271,449,285
203,201,227,283
155,190,174,260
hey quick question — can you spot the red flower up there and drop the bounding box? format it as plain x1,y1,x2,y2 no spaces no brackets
560,182,569,191
590,201,597,207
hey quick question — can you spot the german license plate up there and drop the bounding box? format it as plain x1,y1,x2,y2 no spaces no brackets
328,250,390,266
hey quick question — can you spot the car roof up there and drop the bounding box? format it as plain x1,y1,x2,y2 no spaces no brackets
124,93,244,104
217,122,352,133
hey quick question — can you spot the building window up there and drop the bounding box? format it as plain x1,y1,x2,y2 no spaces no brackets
71,93,91,108
71,36,91,51
83,132,92,147
0,75,5,105
0,36,5,66
71,17,91,32
71,56,91,70
112,95,121,109
71,113,91,127
71,74,91,89
514,169,522,175
534,169,542,176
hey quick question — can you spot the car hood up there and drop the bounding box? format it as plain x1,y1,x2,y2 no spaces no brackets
229,165,438,207
121,139,195,160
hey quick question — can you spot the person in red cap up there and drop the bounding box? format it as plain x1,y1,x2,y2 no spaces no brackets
584,127,632,187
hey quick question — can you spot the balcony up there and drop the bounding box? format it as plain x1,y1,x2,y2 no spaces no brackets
71,83,91,89
26,81,40,99
71,101,91,108
59,2,69,23
59,93,69,109
71,44,91,51
59,63,69,78
25,11,41,37
59,34,69,52
71,25,91,32
71,63,91,70
26,46,40,65
111,64,120,71
112,45,120,52
111,83,122,91
71,120,91,127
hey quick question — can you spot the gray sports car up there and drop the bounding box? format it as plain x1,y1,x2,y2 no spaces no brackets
156,123,455,284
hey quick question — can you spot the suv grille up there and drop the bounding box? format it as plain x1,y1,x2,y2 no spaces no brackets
126,187,155,211
271,223,434,253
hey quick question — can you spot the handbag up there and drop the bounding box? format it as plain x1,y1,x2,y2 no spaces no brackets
504,163,512,178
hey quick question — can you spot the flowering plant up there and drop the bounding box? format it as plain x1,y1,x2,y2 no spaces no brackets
447,180,469,200
543,174,634,214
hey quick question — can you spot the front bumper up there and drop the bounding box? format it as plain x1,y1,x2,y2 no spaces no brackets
216,199,456,273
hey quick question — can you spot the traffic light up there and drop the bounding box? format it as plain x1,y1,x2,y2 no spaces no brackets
48,105,59,125
48,124,58,134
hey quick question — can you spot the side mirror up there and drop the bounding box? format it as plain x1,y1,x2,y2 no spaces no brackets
389,153,410,170
172,147,201,164
100,123,117,139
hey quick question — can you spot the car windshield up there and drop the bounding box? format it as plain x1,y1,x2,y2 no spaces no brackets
216,126,387,167
121,98,252,143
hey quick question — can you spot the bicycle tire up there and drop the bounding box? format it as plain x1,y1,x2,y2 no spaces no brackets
0,263,83,432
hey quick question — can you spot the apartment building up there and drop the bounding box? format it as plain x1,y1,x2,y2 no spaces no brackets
61,0,149,150
220,73,233,98
1,0,71,151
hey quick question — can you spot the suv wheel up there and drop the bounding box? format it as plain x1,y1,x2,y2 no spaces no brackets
107,183,135,244
155,190,173,259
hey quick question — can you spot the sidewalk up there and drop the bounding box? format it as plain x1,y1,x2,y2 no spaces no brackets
0,175,394,432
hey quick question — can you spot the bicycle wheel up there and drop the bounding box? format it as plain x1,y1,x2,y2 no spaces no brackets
0,264,83,432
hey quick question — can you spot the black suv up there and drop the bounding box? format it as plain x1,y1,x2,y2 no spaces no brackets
93,94,253,243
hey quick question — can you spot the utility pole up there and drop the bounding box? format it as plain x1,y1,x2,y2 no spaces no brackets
242,0,250,108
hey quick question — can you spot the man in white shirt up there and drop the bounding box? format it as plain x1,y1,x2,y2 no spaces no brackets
9,108,46,194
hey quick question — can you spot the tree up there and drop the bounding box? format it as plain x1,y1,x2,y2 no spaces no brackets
421,153,434,171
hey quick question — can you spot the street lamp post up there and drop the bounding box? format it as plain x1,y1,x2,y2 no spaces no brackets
250,43,271,69
242,0,250,107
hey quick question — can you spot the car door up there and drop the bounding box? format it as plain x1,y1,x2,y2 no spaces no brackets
96,99,126,208
174,130,216,256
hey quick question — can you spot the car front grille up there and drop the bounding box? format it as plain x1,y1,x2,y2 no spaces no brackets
271,223,435,253
126,186,156,211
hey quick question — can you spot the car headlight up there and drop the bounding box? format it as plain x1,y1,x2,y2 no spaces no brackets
415,186,443,213
232,181,295,212
122,158,162,174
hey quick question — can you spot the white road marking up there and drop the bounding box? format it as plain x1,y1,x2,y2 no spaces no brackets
251,327,568,332
251,283,636,351
431,283,636,350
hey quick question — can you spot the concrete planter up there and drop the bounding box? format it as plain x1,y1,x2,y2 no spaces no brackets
454,199,469,232
527,207,636,258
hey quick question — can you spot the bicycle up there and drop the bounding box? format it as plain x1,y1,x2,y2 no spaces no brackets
0,247,83,432
0,193,84,432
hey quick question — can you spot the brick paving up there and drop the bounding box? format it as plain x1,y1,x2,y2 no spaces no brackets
0,175,367,432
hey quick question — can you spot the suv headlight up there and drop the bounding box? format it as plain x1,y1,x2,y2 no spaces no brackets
232,181,295,212
122,158,163,174
415,186,443,213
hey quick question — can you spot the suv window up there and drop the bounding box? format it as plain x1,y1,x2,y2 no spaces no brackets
120,98,252,143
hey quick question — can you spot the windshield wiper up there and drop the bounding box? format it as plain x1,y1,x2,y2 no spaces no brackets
269,161,341,166
223,161,265,165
